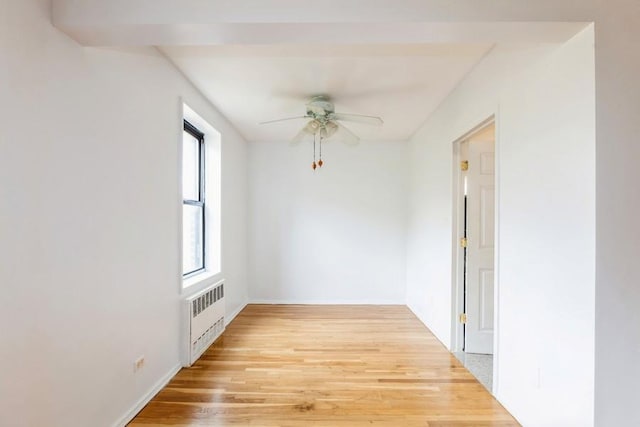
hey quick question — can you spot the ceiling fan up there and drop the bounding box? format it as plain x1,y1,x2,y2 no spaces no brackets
259,95,383,170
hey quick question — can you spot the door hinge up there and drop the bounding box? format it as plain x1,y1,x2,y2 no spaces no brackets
459,313,467,324
460,237,468,248
460,160,469,171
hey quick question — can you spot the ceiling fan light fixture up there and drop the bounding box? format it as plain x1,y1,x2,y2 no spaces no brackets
304,119,321,134
260,96,383,170
324,121,338,138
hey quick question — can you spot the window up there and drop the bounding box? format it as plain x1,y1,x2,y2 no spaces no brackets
181,102,221,287
182,119,205,276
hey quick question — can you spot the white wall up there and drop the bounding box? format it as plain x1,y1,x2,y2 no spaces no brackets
406,27,595,427
593,2,640,426
0,1,248,426
405,43,558,347
248,139,408,304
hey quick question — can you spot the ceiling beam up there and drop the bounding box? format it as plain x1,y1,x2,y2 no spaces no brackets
52,0,595,46
53,22,590,47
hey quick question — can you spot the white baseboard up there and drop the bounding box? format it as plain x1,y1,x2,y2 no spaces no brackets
249,299,405,305
226,300,248,325
406,304,427,327
406,302,454,353
113,363,181,427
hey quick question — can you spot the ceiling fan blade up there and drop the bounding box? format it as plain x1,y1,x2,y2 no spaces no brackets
334,122,360,146
331,113,383,126
259,115,309,125
290,125,312,146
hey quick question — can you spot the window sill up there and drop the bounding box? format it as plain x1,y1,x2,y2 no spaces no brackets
183,270,220,291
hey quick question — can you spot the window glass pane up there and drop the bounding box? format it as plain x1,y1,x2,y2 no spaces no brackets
183,204,204,274
182,131,199,200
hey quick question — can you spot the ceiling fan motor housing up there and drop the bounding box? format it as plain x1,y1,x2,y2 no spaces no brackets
306,96,335,117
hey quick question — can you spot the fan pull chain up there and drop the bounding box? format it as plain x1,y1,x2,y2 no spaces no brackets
312,132,317,170
318,136,324,167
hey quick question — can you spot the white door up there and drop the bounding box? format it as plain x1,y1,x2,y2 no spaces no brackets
463,127,495,355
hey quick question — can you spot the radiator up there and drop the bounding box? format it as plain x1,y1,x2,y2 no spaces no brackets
183,280,225,367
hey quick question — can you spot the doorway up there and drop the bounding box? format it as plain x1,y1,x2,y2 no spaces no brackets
453,121,496,391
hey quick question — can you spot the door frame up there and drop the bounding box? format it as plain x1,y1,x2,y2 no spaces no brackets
451,115,499,392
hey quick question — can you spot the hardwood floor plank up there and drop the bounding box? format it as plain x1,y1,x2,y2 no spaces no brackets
129,305,519,426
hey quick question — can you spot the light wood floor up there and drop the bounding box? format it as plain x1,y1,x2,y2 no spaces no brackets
130,305,519,426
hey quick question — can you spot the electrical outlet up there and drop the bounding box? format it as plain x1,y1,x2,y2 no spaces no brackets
134,356,145,373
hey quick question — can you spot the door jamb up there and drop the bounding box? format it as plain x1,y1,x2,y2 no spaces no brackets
450,116,497,366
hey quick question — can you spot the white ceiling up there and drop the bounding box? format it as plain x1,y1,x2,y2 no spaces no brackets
54,1,588,143
161,44,493,142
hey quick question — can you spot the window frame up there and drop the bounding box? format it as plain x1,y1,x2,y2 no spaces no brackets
183,119,206,278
